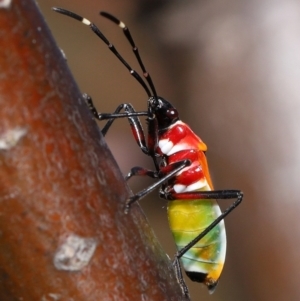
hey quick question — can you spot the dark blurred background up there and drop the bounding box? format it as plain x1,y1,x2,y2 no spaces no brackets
39,0,300,300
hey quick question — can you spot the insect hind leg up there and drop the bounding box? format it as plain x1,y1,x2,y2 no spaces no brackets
173,257,190,297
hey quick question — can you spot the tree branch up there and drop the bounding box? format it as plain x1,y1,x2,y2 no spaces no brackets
0,1,188,300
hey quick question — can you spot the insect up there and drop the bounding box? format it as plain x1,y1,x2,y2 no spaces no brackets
53,7,243,296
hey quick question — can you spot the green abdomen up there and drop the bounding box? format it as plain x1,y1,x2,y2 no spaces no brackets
168,199,226,286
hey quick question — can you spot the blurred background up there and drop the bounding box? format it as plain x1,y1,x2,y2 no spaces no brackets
39,0,300,300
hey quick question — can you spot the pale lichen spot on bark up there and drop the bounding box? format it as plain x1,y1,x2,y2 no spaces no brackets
53,234,98,271
0,0,12,9
0,127,27,150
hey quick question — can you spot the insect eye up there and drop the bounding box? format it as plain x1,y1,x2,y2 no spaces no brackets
166,109,178,119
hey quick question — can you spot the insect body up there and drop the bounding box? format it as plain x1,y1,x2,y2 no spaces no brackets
158,119,226,291
53,7,243,295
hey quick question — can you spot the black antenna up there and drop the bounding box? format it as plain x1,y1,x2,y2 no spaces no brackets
100,12,158,100
52,7,152,97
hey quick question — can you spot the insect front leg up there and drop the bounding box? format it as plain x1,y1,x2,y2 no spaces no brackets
83,94,162,180
83,94,152,155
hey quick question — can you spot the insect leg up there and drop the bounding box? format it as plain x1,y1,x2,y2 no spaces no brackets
83,93,148,135
173,256,190,296
168,190,243,259
83,94,155,156
125,159,191,213
125,166,158,181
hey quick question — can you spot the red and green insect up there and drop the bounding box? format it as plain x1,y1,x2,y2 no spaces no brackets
53,7,243,295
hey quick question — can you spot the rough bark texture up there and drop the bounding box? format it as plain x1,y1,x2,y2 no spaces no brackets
0,1,187,300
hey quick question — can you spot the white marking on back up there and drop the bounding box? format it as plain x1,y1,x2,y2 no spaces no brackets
158,139,173,154
174,184,187,193
159,120,193,156
166,142,187,156
173,180,208,193
185,180,208,192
